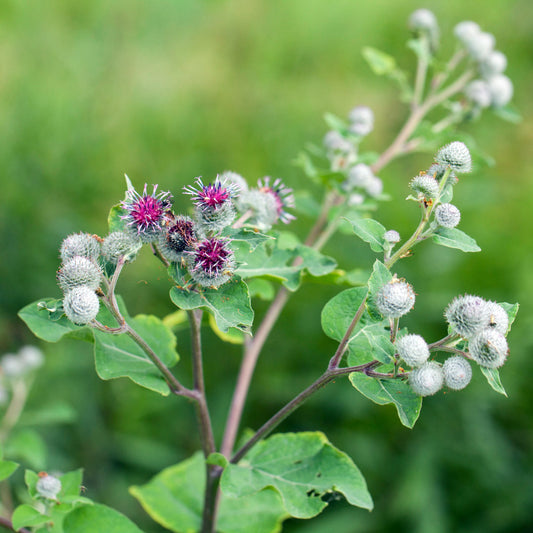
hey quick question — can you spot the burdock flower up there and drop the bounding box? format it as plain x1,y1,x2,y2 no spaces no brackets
257,177,295,224
159,215,198,263
184,177,239,233
187,237,235,288
121,184,172,243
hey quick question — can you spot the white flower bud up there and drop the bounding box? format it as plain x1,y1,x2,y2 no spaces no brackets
220,171,248,193
443,356,472,390
348,106,374,136
365,176,383,197
36,473,62,500
376,279,416,319
63,286,100,325
18,346,44,370
445,295,490,339
465,80,492,108
1,354,26,378
487,74,513,107
323,130,352,153
346,163,374,189
435,203,461,228
347,193,365,206
57,256,102,292
396,334,430,367
454,21,481,44
469,329,508,368
60,233,100,263
435,142,472,174
485,301,510,335
409,361,444,396
466,31,496,61
408,9,437,32
479,50,507,78
410,174,440,199
384,230,401,244
102,231,141,265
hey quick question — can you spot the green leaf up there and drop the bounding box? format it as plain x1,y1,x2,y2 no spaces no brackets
59,469,84,499
108,203,127,233
221,227,273,252
170,278,254,333
94,313,179,396
12,505,50,531
366,260,393,320
206,453,229,468
0,459,18,481
324,112,348,132
432,227,481,252
5,429,47,470
480,367,507,397
18,299,93,343
492,105,522,124
130,452,288,533
208,313,245,345
349,371,422,428
345,214,387,253
222,432,372,519
247,278,275,301
362,46,397,75
500,302,519,331
63,503,144,533
407,37,431,62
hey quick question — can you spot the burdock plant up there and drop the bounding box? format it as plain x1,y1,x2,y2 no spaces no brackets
14,8,520,533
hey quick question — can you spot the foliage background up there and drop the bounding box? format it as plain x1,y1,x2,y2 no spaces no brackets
1,0,532,531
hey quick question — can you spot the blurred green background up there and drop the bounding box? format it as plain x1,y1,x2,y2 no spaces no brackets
1,0,532,531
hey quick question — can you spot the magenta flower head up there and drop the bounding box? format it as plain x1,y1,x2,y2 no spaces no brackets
257,177,295,225
184,176,239,234
121,183,172,243
159,215,199,263
186,237,235,288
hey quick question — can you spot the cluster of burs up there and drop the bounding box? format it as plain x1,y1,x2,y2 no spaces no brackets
55,173,295,326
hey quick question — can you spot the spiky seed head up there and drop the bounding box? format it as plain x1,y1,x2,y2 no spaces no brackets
435,142,472,174
409,361,444,396
465,80,492,108
256,177,295,225
18,346,44,371
57,257,102,292
435,203,461,228
396,334,430,367
187,238,235,288
487,74,513,107
384,230,401,244
36,473,62,500
479,50,507,78
348,106,374,136
1,354,26,378
485,301,510,335
102,231,141,265
63,286,100,325
238,189,279,231
220,171,249,193
454,21,481,44
323,130,352,153
443,356,472,390
427,163,458,185
466,31,496,61
445,295,490,338
376,278,416,319
469,329,509,368
158,216,198,262
121,183,172,243
410,174,440,199
60,233,100,263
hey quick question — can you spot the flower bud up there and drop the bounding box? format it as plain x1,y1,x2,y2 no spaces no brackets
57,257,102,292
485,301,509,335
36,473,62,500
323,130,352,153
396,334,430,367
443,356,472,390
409,361,444,396
102,231,141,265
408,8,437,33
158,216,198,262
445,295,490,339
60,233,100,263
466,31,496,61
384,230,401,244
479,50,507,78
427,163,458,184
454,21,481,44
409,174,440,199
348,106,374,136
376,279,416,319
220,171,248,193
1,354,26,378
435,203,461,228
63,286,100,325
469,329,508,368
465,80,492,108
365,176,383,197
18,346,44,371
344,163,374,191
435,142,472,174
487,74,513,107
187,238,235,288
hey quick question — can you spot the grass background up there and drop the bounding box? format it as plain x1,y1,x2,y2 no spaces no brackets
1,0,532,531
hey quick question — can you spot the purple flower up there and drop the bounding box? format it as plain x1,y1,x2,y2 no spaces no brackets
187,238,235,288
121,184,172,242
159,215,198,262
257,177,295,224
184,177,239,211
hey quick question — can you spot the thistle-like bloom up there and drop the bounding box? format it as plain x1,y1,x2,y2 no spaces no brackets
102,231,142,265
256,177,295,225
427,163,458,185
435,203,461,228
185,177,239,233
485,301,509,335
396,334,430,367
409,361,444,397
57,257,102,292
435,142,472,174
121,184,172,243
376,278,416,319
469,329,508,368
445,295,490,338
159,215,198,262
410,174,440,199
36,473,62,500
60,233,101,263
63,286,100,325
443,356,472,390
187,238,235,288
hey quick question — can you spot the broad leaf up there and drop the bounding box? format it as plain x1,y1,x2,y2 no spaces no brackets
12,505,49,531
362,46,397,75
345,215,387,253
480,367,507,397
170,278,253,333
108,203,127,233
366,260,393,320
500,302,519,331
432,227,481,252
222,432,372,519
63,504,144,533
5,429,47,470
221,227,273,252
0,459,18,481
130,452,288,533
349,371,422,428
94,312,179,396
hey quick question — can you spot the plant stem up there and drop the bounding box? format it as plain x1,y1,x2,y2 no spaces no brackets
0,380,29,443
412,37,429,110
